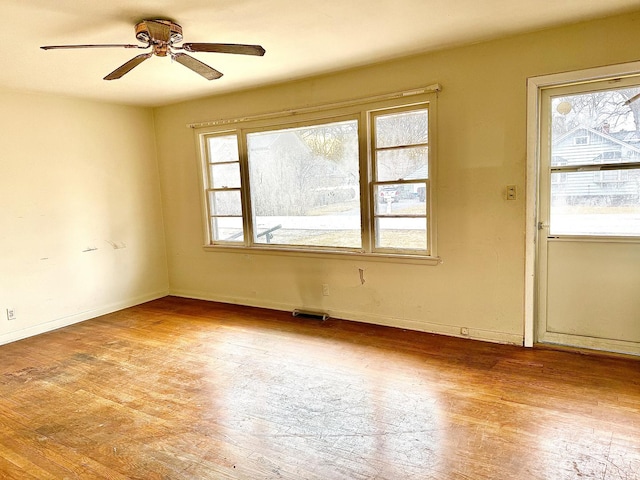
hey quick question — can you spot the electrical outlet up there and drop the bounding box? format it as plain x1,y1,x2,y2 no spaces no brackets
506,185,517,200
6,309,16,321
322,284,329,296
460,327,469,336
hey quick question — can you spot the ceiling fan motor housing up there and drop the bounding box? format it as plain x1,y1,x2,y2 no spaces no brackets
135,20,183,56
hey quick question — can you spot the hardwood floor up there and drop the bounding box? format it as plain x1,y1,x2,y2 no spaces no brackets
0,297,638,479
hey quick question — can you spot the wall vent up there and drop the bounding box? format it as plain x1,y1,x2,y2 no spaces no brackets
292,309,329,321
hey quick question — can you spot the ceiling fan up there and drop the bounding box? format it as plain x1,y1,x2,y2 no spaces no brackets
41,19,265,81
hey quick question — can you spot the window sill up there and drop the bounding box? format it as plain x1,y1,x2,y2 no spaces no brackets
202,244,442,265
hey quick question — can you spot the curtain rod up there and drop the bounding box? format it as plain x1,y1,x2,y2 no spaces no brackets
187,83,441,129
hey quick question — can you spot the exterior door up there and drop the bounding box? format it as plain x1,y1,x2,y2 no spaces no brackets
537,76,640,355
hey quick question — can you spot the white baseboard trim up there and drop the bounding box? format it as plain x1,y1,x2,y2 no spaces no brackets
171,289,524,346
0,290,169,347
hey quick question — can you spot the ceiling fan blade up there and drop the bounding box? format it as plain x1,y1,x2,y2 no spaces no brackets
104,53,153,80
41,44,146,50
181,43,265,56
624,92,640,106
144,20,172,43
172,53,222,80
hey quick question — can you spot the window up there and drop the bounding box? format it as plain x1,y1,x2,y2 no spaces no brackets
196,89,437,258
205,134,244,242
247,119,361,249
601,150,621,160
371,107,429,251
546,82,640,236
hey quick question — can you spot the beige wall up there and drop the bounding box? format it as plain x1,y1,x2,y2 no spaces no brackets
6,12,635,346
0,90,168,345
153,11,640,345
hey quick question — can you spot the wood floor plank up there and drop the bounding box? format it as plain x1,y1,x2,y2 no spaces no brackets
0,296,639,479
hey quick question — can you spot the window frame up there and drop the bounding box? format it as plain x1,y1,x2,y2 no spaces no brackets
194,89,439,263
369,104,430,255
202,131,246,246
243,113,362,252
541,77,640,239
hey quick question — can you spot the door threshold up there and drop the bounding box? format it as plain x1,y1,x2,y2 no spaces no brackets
534,342,639,361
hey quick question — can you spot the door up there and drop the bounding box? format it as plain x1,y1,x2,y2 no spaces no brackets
537,76,640,355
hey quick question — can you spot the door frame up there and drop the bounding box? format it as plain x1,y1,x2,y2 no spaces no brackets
525,60,640,348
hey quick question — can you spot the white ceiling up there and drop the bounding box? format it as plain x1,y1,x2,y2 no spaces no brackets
2,0,639,107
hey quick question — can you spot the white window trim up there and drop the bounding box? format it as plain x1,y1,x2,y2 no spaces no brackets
193,86,441,264
369,105,431,256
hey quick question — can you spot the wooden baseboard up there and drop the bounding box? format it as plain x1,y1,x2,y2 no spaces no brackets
0,290,169,346
170,289,524,347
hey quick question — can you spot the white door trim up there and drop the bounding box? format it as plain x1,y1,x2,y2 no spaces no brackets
524,60,640,348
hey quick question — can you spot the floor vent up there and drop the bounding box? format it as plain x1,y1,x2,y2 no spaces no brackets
292,309,329,321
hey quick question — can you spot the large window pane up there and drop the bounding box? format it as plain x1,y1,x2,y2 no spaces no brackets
247,120,361,248
549,85,640,236
550,169,640,236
